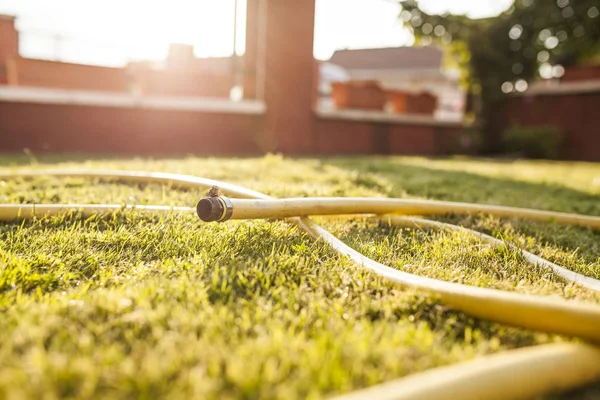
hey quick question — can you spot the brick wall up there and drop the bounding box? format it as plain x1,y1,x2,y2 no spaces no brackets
562,65,600,82
0,16,18,84
0,97,464,156
262,0,316,154
388,124,437,154
491,91,600,161
0,101,263,155
6,57,235,98
7,57,129,92
315,116,462,155
316,119,375,154
243,0,259,99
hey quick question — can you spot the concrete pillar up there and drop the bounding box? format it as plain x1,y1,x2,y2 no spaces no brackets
0,15,19,84
260,0,316,153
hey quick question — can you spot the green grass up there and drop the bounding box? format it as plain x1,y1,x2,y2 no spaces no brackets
0,155,599,399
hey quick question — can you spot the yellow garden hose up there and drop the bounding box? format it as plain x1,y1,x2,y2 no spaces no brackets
195,196,600,229
378,216,600,292
331,342,600,400
2,169,600,400
0,203,193,220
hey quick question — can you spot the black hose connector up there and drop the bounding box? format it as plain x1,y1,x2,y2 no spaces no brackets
196,196,233,222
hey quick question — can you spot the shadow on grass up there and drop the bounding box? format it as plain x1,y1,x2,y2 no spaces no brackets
323,157,600,260
323,157,600,215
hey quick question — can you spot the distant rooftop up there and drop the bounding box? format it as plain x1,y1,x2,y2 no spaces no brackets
328,46,443,71
128,55,238,74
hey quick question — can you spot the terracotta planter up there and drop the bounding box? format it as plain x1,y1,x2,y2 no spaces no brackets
387,90,408,114
331,80,386,110
561,65,600,82
405,91,437,115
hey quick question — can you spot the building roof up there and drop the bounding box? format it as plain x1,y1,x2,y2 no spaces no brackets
328,46,443,71
129,55,238,74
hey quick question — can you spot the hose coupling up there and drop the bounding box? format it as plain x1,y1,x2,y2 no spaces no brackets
196,195,233,222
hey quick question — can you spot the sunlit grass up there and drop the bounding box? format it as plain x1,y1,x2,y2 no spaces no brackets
0,155,599,399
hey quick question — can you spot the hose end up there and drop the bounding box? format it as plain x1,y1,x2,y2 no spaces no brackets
196,196,233,222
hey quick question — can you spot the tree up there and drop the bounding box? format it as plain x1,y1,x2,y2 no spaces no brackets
399,0,600,150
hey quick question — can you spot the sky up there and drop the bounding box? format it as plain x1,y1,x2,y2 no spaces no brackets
0,0,514,66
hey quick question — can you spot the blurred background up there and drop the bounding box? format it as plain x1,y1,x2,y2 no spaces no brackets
0,0,598,159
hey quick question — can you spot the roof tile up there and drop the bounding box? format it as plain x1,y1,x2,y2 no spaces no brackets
328,46,443,70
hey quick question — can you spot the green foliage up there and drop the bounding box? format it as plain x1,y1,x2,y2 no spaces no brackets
400,0,600,149
0,155,599,398
502,124,563,159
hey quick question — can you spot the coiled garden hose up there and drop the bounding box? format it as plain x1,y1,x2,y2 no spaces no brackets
331,342,600,400
378,215,600,292
1,169,600,400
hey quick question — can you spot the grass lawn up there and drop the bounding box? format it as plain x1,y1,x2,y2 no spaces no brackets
1,155,600,399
